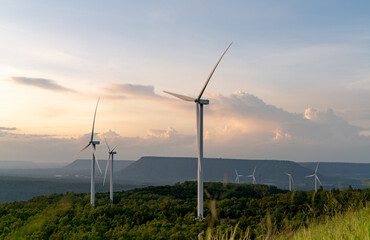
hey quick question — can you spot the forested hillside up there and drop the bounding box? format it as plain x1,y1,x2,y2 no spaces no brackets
0,182,368,239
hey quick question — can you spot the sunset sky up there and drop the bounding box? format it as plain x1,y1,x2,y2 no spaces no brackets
1,1,370,163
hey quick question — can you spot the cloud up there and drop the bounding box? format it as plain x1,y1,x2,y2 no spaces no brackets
208,91,363,143
11,77,76,93
0,127,16,131
103,83,165,100
1,87,369,163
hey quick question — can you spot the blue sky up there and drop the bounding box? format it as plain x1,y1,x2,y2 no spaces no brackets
1,1,370,163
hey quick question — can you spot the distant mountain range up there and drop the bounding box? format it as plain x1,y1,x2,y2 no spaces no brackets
117,156,369,190
0,157,368,196
0,159,134,180
64,159,134,172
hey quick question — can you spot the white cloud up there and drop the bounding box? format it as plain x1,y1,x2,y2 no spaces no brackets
1,87,369,163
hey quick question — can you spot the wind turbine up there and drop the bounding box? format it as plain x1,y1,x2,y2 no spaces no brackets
77,98,102,208
285,172,294,191
234,168,243,183
103,137,119,205
246,167,257,184
164,42,232,219
305,163,322,192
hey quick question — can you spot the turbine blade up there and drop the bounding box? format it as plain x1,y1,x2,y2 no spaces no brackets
253,167,256,175
235,168,238,175
103,154,110,186
92,149,102,174
111,142,121,152
197,42,233,100
163,91,194,102
91,97,100,142
306,174,315,178
246,175,253,177
291,176,295,186
76,143,91,156
104,136,111,152
316,176,322,185
315,162,319,173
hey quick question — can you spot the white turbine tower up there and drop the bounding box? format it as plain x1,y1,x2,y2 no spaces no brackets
164,42,232,219
305,163,322,192
77,98,102,208
103,137,119,205
234,168,243,183
246,167,257,184
285,172,294,191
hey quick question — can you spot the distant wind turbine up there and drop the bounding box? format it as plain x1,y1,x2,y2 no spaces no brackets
76,98,102,208
103,137,119,205
164,42,232,219
285,172,294,191
234,168,243,183
246,167,257,184
305,163,322,192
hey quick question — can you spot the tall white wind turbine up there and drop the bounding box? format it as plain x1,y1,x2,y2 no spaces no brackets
103,137,119,205
285,172,294,191
235,168,243,183
305,163,322,192
77,98,102,208
164,42,232,219
246,167,257,184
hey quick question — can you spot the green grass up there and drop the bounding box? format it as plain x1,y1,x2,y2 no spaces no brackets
280,204,369,240
204,204,369,240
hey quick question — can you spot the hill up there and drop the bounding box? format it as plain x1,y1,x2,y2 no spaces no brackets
64,159,134,171
0,159,134,180
117,156,365,190
0,176,143,204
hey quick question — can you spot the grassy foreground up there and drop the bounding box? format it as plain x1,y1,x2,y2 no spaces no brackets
281,204,369,240
204,205,369,240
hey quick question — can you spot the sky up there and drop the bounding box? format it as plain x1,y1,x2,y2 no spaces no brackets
1,1,370,163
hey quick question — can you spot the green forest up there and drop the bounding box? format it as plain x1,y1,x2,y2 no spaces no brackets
0,182,368,239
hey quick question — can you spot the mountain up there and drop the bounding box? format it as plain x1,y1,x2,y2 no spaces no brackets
64,159,134,171
0,159,134,180
117,156,327,190
299,162,370,180
117,156,367,190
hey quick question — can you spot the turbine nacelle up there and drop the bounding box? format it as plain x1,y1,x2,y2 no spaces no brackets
195,99,209,105
110,151,117,155
91,141,100,145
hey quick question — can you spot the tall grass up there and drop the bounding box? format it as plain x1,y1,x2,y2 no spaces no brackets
280,204,369,240
201,202,369,240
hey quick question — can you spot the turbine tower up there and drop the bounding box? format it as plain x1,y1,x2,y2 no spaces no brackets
77,98,102,208
305,163,322,192
164,42,232,219
103,137,119,205
234,168,243,183
285,172,294,191
246,167,257,184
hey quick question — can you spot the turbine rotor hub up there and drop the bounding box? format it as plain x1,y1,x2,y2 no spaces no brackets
195,99,209,105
